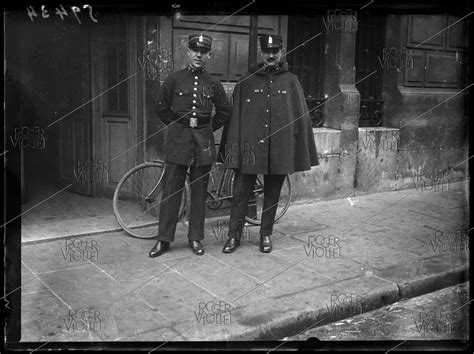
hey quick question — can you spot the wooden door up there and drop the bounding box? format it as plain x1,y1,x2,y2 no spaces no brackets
91,16,142,198
58,26,92,195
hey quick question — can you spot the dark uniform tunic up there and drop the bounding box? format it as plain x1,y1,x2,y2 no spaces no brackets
156,66,230,166
154,65,230,241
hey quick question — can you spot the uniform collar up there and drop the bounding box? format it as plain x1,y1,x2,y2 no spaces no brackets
187,64,206,74
249,62,288,75
263,63,280,73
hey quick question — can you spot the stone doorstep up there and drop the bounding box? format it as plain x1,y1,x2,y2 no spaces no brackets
21,216,126,245
313,128,341,155
358,127,400,132
21,214,234,245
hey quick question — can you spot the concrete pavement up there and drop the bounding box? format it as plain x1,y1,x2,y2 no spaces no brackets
20,181,469,342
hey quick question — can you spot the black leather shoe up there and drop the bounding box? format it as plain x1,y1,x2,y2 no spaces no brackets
189,240,204,256
223,237,241,253
260,235,272,253
149,241,170,258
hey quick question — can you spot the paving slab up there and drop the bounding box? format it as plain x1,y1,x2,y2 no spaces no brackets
21,262,50,295
22,238,102,274
19,184,470,342
221,273,400,341
376,252,469,299
270,244,370,282
21,290,91,342
288,282,470,341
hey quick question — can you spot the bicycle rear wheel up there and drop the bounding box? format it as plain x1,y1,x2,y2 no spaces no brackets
113,162,187,238
228,172,292,226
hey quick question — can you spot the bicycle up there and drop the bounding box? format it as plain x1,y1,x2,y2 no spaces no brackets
113,157,292,239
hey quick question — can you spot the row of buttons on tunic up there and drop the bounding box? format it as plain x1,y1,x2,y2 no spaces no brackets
267,79,273,129
192,75,199,116
267,80,274,129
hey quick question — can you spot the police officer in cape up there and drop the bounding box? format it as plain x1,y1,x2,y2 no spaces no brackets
221,34,319,253
149,33,231,258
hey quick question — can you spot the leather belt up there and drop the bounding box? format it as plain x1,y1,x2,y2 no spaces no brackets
175,115,211,128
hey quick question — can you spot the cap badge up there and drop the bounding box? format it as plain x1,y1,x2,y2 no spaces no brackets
268,35,273,44
199,34,204,42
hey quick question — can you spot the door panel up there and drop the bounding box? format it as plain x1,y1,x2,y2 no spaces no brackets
407,15,446,49
206,33,228,79
91,16,138,198
59,117,90,195
58,28,92,195
105,118,133,184
230,34,249,81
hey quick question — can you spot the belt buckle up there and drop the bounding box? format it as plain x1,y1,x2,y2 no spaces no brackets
190,117,198,128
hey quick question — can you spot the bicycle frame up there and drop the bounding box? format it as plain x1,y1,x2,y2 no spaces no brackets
113,158,291,236
157,160,267,207
204,164,264,205
205,165,232,204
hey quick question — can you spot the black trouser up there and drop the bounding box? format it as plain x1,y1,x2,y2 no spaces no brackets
157,162,211,242
228,171,286,238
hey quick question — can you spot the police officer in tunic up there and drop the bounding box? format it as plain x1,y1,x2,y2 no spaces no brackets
222,34,319,253
149,34,231,257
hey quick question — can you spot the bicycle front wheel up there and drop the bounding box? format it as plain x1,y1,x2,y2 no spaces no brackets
228,173,292,226
113,162,187,239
